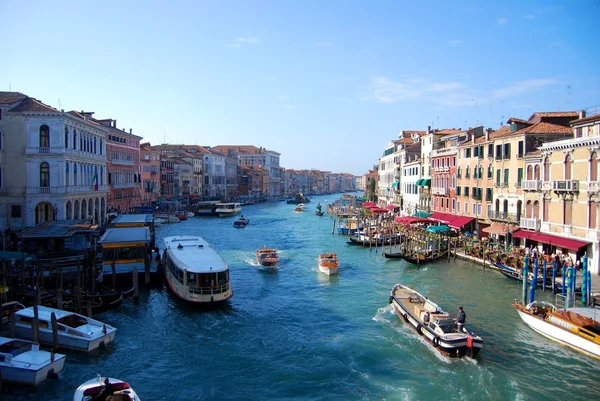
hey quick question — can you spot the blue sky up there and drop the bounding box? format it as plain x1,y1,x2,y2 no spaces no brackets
2,0,599,175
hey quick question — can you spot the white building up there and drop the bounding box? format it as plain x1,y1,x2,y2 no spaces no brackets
378,142,396,205
0,92,109,229
402,158,421,216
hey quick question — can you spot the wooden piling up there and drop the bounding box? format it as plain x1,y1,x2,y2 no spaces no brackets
51,312,59,350
32,305,40,344
86,300,92,318
111,261,117,290
133,267,139,304
145,256,151,285
56,290,63,310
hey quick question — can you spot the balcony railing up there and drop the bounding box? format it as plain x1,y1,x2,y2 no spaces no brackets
112,183,139,189
552,180,579,192
111,159,135,166
521,180,542,191
432,187,449,196
25,147,105,160
489,210,520,222
589,181,600,192
520,218,541,231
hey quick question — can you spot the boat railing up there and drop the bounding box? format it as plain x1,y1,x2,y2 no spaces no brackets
554,294,573,310
188,283,230,295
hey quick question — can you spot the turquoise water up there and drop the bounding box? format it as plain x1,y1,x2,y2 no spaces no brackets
3,195,598,400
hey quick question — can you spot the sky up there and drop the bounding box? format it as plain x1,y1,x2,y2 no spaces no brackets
1,0,599,176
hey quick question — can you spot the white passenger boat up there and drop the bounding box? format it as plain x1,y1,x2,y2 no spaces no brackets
13,306,117,352
214,202,242,217
163,236,233,304
513,300,600,359
0,337,66,386
389,284,483,358
74,376,141,401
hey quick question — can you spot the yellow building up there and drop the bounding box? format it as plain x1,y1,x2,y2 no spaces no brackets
533,111,600,274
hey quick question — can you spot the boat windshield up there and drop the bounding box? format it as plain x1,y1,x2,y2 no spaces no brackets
57,314,89,328
186,271,230,294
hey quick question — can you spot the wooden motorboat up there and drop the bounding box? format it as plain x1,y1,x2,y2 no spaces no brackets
318,253,339,275
13,306,117,352
256,247,279,267
513,300,600,359
294,206,303,212
233,216,250,228
74,376,141,401
0,337,66,386
389,284,483,358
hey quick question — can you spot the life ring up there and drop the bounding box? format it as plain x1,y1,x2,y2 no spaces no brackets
416,324,423,335
433,337,440,347
403,313,408,323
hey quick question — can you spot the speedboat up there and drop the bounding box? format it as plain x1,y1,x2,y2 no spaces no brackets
317,253,339,275
0,336,66,386
389,284,483,358
13,306,117,352
233,216,249,228
73,376,141,401
256,247,279,267
513,300,600,359
294,205,303,213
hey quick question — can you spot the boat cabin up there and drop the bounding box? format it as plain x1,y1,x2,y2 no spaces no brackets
98,227,152,275
109,214,155,248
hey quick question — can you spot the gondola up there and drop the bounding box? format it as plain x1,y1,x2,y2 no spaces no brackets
62,292,124,315
400,250,448,265
494,264,572,291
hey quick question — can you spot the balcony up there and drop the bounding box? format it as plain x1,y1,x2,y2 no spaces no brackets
542,181,552,191
432,187,449,196
25,147,106,161
521,180,542,191
552,180,579,193
520,218,541,231
588,181,599,193
489,210,520,223
112,183,139,189
111,159,134,166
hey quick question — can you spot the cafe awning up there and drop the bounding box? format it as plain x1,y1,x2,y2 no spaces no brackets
530,232,590,251
413,211,431,218
482,223,519,236
448,216,475,230
512,230,536,240
415,179,423,186
417,178,431,187
427,225,450,233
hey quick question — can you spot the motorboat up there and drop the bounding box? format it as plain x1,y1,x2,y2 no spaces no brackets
175,210,188,221
73,376,141,401
294,206,303,213
513,300,600,359
0,336,66,386
233,216,250,228
256,247,279,267
317,253,339,275
389,284,483,358
13,306,117,352
215,202,242,217
163,236,233,304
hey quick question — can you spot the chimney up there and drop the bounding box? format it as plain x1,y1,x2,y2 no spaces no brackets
472,133,475,144
113,119,117,128
580,110,587,119
485,128,492,141
130,128,132,134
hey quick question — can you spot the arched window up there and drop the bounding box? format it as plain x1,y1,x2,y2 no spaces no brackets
534,165,541,180
40,162,50,187
525,200,532,219
503,199,508,213
533,200,540,220
39,125,50,147
64,127,69,148
487,163,493,179
466,166,470,179
478,165,483,179
457,166,462,178
590,199,597,229
73,129,77,150
74,163,78,185
99,139,103,155
526,165,533,180
591,152,598,182
544,157,551,181
65,162,69,186
565,154,572,180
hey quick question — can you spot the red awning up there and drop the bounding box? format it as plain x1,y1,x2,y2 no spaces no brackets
370,207,388,213
530,232,590,251
429,212,462,224
395,216,433,225
512,230,536,240
448,216,475,230
385,204,398,210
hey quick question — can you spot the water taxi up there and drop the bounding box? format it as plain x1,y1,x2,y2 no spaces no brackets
74,376,141,401
389,284,483,358
13,306,117,352
256,247,279,267
0,336,66,386
513,300,600,359
317,253,339,275
163,236,233,303
215,202,242,217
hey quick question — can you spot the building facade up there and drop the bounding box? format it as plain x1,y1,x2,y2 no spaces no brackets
140,142,161,205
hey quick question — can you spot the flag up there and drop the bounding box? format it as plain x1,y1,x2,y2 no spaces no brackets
92,169,98,191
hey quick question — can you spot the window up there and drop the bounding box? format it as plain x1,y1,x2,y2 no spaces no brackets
504,169,509,185
457,166,462,178
487,164,493,179
457,201,461,213
486,188,493,201
466,148,471,158
479,145,484,158
64,127,69,148
590,200,597,229
0,166,2,187
0,130,2,150
452,174,456,188
11,205,21,218
39,125,50,148
466,166,470,179
456,186,461,196
452,198,456,211
65,162,69,186
488,144,493,158
40,162,50,187
478,165,483,179
591,152,598,181
473,203,477,214
517,141,524,158
496,169,501,186
503,143,511,160
487,204,492,218
564,199,573,225
465,202,469,214
74,163,78,185
517,168,523,186
73,129,77,150
465,186,470,197
473,147,478,158
510,123,517,132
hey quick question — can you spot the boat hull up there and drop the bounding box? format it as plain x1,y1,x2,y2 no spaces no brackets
318,265,338,275
165,272,233,304
14,326,115,352
0,355,65,386
515,307,600,359
401,251,448,265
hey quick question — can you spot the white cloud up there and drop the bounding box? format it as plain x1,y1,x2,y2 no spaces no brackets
368,76,472,106
497,17,508,25
448,39,464,46
492,79,559,98
314,41,332,47
227,35,259,48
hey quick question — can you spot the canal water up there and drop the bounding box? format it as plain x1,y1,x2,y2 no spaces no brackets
3,195,598,400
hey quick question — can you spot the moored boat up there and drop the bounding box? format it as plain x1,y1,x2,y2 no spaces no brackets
399,250,448,264
0,336,66,386
389,284,483,358
13,306,117,352
73,376,141,401
163,236,233,304
317,253,339,275
256,247,279,267
513,300,600,359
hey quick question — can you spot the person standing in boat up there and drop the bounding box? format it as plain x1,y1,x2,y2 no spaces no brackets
457,307,466,331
